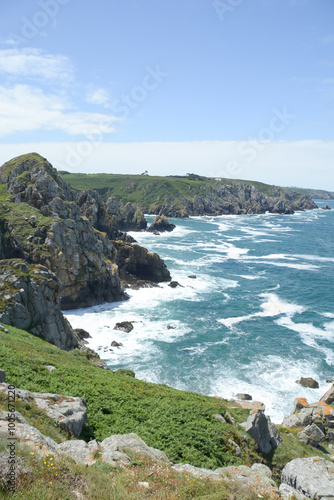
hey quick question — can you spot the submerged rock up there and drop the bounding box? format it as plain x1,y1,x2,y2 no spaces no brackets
114,321,134,333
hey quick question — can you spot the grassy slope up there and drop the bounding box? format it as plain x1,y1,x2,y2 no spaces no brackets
286,187,334,199
60,173,279,206
1,326,331,480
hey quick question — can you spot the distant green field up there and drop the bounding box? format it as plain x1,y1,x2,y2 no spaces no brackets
60,172,278,204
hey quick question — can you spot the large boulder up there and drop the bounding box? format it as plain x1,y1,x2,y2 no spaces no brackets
280,457,334,499
297,423,325,447
0,384,87,438
296,377,319,389
245,409,281,454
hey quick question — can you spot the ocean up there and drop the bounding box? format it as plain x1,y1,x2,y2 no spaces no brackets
65,200,334,423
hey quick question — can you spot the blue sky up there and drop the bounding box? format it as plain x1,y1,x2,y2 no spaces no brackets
0,0,333,188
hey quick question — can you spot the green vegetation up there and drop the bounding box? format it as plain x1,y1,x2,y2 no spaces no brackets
59,172,280,209
0,442,273,500
285,187,334,200
0,325,259,470
0,183,52,262
1,325,332,498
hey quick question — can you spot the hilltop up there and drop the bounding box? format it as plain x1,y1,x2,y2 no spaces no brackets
59,172,317,217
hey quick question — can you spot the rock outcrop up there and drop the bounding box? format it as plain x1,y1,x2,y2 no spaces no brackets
147,215,175,233
245,409,281,454
282,395,334,446
0,260,78,350
0,153,124,310
171,463,279,496
113,240,171,283
0,384,87,437
280,457,334,499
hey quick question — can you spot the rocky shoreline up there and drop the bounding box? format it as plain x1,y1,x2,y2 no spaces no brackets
0,368,334,498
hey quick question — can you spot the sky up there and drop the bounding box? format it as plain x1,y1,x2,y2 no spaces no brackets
0,0,333,189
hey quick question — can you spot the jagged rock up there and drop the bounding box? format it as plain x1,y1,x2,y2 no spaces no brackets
296,377,319,389
212,413,226,424
245,410,281,454
114,321,134,333
0,260,78,351
0,154,125,311
74,328,91,340
147,215,175,233
111,340,123,347
322,205,332,210
293,397,309,412
188,275,197,279
113,240,171,282
168,281,181,288
320,386,334,405
280,457,334,499
298,423,325,447
236,393,252,401
0,370,6,383
167,325,175,330
100,433,170,465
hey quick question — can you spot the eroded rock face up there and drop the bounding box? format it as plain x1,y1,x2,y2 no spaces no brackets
113,240,171,283
245,410,281,454
0,154,125,310
0,260,78,350
280,457,334,499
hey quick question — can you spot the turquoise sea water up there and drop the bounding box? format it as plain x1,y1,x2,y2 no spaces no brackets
65,201,334,422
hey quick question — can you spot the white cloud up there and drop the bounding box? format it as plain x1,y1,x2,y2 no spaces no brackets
0,84,120,136
86,88,111,106
0,140,332,191
0,48,74,83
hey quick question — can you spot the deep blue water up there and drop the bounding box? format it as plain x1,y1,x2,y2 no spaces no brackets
66,201,334,422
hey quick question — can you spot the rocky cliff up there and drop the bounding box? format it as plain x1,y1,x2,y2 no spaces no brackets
0,153,171,349
60,172,318,217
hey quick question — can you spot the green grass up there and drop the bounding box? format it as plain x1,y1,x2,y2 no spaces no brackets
0,325,261,470
59,173,281,211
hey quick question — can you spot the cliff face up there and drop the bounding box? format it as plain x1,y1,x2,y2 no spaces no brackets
0,260,78,350
0,153,172,349
0,153,124,309
153,183,318,217
60,172,318,217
